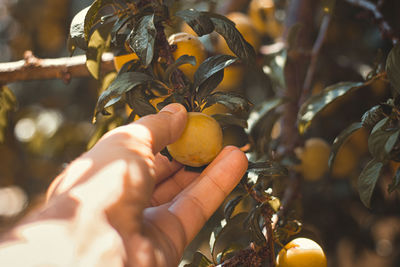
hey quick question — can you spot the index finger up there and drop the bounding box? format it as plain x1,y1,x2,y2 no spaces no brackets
135,103,188,154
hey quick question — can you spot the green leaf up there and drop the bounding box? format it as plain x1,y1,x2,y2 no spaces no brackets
210,213,250,264
247,97,285,132
371,117,389,135
388,168,400,193
208,13,256,64
329,122,363,170
86,22,113,79
163,55,196,83
184,251,213,267
94,72,154,120
194,55,238,100
248,207,266,246
202,92,251,113
111,15,132,43
224,195,244,221
175,9,215,36
368,125,400,161
126,89,157,117
128,14,156,67
84,0,115,40
386,44,400,94
264,49,287,90
297,81,365,134
247,161,289,177
361,105,384,128
247,98,285,155
176,10,255,63
68,7,89,55
358,159,384,208
212,113,247,128
0,86,17,143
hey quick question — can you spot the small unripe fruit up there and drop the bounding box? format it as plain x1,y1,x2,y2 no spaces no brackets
295,138,330,181
248,0,283,38
167,112,223,167
276,238,327,267
331,143,358,178
168,33,207,80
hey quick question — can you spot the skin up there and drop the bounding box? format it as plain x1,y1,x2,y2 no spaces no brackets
0,103,248,267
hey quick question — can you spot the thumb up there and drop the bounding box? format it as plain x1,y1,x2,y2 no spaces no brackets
132,103,187,154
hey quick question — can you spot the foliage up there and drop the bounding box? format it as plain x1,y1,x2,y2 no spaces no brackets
66,0,400,265
2,0,400,266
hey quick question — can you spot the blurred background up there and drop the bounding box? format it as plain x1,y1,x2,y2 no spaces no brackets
0,0,399,266
0,0,98,230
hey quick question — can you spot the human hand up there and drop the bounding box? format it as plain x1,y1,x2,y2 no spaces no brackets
44,103,248,266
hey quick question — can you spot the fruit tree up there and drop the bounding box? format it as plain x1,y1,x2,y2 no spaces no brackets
0,0,400,266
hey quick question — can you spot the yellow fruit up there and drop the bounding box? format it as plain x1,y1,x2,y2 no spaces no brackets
331,143,358,178
215,12,261,55
216,65,244,91
168,32,207,80
295,138,331,181
276,238,327,267
113,53,139,72
348,128,369,155
248,0,283,38
167,112,223,167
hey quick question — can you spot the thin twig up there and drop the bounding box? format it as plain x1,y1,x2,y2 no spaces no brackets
345,0,398,44
299,14,331,106
277,172,301,220
0,51,114,85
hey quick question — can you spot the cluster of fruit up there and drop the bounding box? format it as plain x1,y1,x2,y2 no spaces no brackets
113,0,284,167
112,2,336,265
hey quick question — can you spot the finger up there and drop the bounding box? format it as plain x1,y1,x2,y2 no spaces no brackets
150,147,237,206
168,146,248,245
150,168,199,206
134,103,187,154
97,103,186,161
153,153,183,184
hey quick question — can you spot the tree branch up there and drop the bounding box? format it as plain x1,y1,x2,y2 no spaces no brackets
281,0,317,153
345,0,398,44
299,14,331,106
0,51,115,85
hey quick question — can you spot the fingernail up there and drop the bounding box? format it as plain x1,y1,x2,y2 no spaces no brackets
160,103,185,114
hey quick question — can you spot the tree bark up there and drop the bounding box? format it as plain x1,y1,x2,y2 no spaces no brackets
0,51,115,85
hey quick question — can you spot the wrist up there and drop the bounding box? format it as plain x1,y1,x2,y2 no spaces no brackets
0,193,125,267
